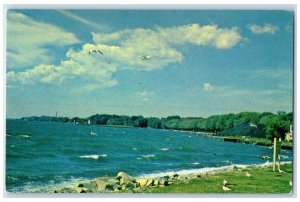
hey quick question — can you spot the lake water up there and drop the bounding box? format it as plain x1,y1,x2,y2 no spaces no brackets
5,119,293,192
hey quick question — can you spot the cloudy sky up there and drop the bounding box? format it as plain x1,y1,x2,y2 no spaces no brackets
6,10,294,118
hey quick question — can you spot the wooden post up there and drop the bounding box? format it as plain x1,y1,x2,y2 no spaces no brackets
277,138,282,172
273,137,277,172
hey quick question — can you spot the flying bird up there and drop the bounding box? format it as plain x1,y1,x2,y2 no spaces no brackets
222,185,231,191
89,49,103,55
140,55,152,60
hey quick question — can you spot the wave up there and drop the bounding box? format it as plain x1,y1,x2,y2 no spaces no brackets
137,161,292,179
158,148,170,151
19,135,31,138
7,176,90,193
281,155,290,159
142,154,156,158
78,154,108,160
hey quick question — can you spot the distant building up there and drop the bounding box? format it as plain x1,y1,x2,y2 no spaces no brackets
285,125,293,141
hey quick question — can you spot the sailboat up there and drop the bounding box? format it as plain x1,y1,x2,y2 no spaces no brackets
88,120,98,136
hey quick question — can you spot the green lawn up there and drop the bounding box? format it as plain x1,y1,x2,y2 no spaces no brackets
140,164,293,194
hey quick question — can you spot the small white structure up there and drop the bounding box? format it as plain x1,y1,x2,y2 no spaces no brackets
285,125,293,141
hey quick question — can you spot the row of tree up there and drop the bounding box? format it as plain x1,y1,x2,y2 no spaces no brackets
21,111,293,140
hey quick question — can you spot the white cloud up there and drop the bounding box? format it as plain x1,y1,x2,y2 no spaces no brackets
56,10,107,31
203,83,214,91
7,11,80,69
7,23,242,90
7,44,118,90
136,91,154,102
92,24,241,71
248,23,278,34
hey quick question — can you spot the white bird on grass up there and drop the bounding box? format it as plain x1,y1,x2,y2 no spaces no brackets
246,172,251,178
223,179,228,186
222,185,231,191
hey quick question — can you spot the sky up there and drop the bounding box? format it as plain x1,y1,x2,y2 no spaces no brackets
5,9,294,118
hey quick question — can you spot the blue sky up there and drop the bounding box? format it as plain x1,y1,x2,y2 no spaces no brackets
6,10,294,118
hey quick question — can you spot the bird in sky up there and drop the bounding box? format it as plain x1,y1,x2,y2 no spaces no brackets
89,49,103,55
140,55,152,60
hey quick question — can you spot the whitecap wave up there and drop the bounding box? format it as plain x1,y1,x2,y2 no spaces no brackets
78,154,108,160
19,135,31,138
281,155,290,159
137,161,292,179
142,154,156,158
158,148,169,151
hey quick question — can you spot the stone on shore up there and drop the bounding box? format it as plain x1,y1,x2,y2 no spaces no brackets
136,178,148,187
125,181,136,190
159,179,168,186
75,187,88,193
94,178,109,191
116,172,136,185
146,179,153,186
77,181,97,190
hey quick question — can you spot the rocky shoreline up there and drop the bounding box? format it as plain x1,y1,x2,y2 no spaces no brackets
50,161,291,193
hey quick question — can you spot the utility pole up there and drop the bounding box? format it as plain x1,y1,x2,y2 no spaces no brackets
273,137,277,172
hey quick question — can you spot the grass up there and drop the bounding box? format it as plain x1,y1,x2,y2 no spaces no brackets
140,163,293,194
220,135,293,149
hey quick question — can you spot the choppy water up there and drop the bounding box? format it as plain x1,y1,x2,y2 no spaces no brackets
6,119,293,192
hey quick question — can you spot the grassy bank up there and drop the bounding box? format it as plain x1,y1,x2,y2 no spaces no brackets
140,163,293,194
205,135,293,150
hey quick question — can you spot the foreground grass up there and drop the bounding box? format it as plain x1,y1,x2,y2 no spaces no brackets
141,164,293,194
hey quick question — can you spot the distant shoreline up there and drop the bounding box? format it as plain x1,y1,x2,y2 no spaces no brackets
8,119,293,150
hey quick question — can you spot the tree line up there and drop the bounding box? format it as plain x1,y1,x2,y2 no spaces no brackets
21,111,293,140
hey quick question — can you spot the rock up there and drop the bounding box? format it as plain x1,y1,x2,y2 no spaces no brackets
94,178,108,191
173,173,179,178
59,187,77,193
107,178,120,190
159,179,169,186
146,179,153,186
116,172,135,185
75,187,87,193
79,181,97,190
108,178,118,186
53,189,58,193
136,178,148,187
106,184,115,191
125,181,136,190
77,183,85,187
